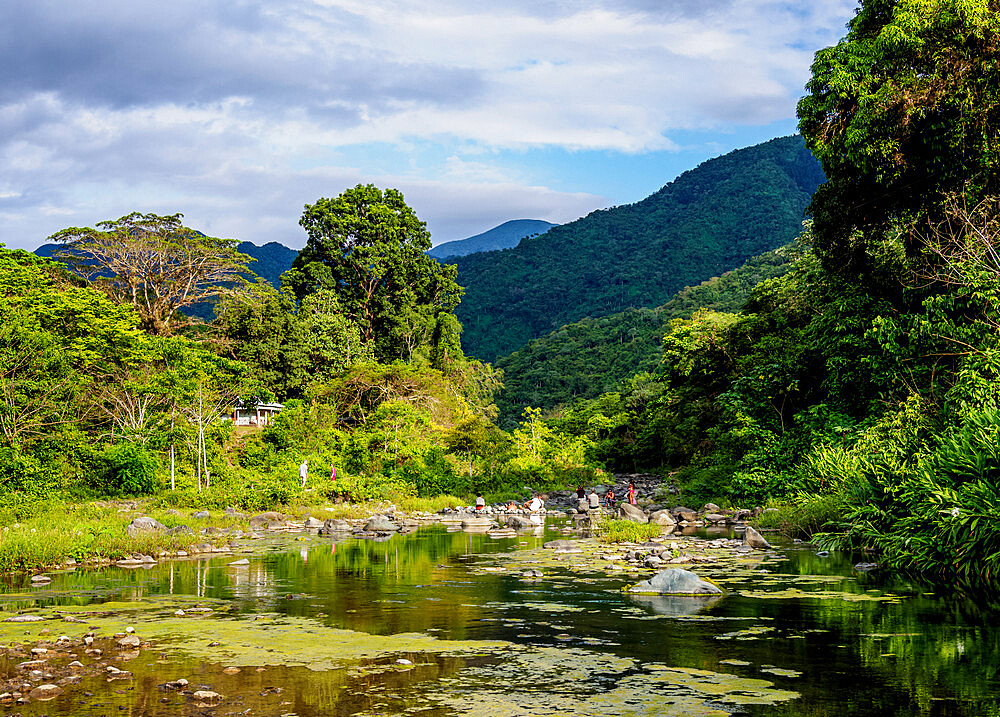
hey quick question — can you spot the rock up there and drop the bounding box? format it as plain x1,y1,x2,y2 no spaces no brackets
703,513,728,524
192,690,223,703
192,511,210,519
125,516,167,537
224,506,242,517
118,635,140,648
166,525,193,536
30,575,51,583
616,503,648,523
319,518,352,535
228,559,250,566
743,526,772,550
644,555,664,569
5,615,45,623
160,679,189,691
249,512,285,528
543,540,582,552
577,498,590,512
628,568,722,595
672,507,699,522
854,562,879,572
362,515,399,533
303,517,324,529
28,684,62,701
503,515,535,529
701,503,721,513
223,667,241,675
649,510,676,527
815,550,831,557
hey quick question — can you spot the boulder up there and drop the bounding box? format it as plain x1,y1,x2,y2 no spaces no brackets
504,515,535,529
743,526,772,550
649,510,676,526
192,511,210,519
629,568,722,595
318,519,352,535
577,498,590,513
703,513,728,524
643,555,664,569
362,515,399,533
854,562,879,572
617,503,648,524
249,512,285,528
29,684,63,701
303,517,324,529
223,506,242,517
701,503,721,514
125,516,167,537
166,525,193,536
671,507,698,522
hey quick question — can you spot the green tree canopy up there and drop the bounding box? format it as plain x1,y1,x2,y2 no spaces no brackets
798,0,1000,277
284,184,464,362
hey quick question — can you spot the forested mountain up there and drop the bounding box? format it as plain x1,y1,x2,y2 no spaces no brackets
494,246,796,426
427,219,557,259
451,135,824,361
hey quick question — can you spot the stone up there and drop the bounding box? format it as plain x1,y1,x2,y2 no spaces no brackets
303,517,324,528
503,515,535,529
192,690,223,703
701,503,721,513
854,562,879,572
543,540,582,552
5,615,45,623
28,684,62,701
704,513,728,524
125,516,167,537
167,525,193,536
577,498,590,512
362,515,399,533
616,503,648,523
222,667,241,675
30,575,51,583
249,512,285,528
628,568,722,595
743,527,771,550
649,510,676,526
229,559,250,566
319,518,352,534
672,507,699,522
644,555,664,569
192,511,210,519
161,679,189,690
117,635,140,648
224,506,242,517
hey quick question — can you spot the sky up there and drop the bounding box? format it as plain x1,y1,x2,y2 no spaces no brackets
0,0,857,251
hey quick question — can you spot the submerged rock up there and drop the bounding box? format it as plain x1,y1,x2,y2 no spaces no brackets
543,539,582,552
743,527,772,550
628,568,722,595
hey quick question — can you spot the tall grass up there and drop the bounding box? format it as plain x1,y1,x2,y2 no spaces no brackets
593,518,662,544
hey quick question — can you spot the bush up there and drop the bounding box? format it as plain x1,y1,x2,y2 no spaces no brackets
593,518,662,544
100,443,159,496
751,493,843,538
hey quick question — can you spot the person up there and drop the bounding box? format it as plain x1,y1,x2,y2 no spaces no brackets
576,485,586,500
475,493,486,512
298,459,308,488
628,481,636,506
526,494,543,513
605,488,616,511
330,463,337,482
588,488,600,511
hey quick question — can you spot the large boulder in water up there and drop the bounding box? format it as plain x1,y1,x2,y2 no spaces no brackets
363,515,399,533
617,503,648,523
504,515,535,529
628,568,722,595
319,518,352,535
125,516,167,537
649,510,676,526
743,526,772,550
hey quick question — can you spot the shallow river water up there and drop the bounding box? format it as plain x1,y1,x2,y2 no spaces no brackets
2,520,1000,716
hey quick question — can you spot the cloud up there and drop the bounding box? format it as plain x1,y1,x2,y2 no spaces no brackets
0,0,856,250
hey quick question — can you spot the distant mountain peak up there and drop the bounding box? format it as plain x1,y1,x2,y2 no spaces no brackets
427,219,557,259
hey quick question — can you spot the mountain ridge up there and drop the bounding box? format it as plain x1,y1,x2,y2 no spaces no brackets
428,219,557,259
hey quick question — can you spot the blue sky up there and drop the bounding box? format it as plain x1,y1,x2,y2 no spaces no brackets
0,0,856,251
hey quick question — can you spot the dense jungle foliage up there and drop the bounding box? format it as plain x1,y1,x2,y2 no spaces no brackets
452,135,824,361
550,0,1000,586
0,186,603,521
494,246,795,426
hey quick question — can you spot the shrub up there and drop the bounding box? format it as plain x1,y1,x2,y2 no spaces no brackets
593,518,662,544
97,443,159,496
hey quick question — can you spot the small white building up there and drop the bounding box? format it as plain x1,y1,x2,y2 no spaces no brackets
230,401,283,427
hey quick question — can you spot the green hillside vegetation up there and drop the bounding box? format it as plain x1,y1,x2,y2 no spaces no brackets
495,245,796,426
551,0,1000,588
452,135,824,361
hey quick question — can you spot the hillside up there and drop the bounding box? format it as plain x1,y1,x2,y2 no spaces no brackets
494,245,797,426
450,135,824,361
427,219,557,259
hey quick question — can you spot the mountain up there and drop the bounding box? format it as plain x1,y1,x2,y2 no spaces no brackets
427,219,557,259
493,245,798,426
448,135,824,362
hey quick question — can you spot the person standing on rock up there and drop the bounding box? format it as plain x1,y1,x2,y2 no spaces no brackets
299,459,308,488
628,482,637,506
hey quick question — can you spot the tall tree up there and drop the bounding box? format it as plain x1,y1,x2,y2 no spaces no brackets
49,212,255,335
798,0,1000,278
283,185,464,362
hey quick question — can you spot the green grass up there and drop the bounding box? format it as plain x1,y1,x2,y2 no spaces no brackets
593,519,663,544
751,494,842,538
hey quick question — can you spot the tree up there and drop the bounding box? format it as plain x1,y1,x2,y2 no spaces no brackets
49,212,255,335
283,185,464,361
798,0,1000,277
